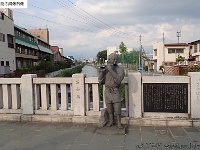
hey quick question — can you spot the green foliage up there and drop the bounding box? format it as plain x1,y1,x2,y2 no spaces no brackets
119,42,127,65
159,65,164,70
57,64,84,77
118,50,139,64
42,55,52,62
97,50,107,63
17,58,74,74
119,42,127,54
189,65,200,72
176,55,185,62
98,84,103,101
36,61,56,73
120,84,125,107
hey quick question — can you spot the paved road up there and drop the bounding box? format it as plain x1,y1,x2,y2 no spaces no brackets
0,121,200,150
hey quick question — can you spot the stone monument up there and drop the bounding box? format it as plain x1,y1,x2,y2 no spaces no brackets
98,53,125,130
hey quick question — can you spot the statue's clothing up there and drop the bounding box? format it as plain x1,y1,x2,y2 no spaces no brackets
99,65,125,104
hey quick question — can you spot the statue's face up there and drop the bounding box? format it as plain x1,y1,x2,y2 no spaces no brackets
109,55,118,65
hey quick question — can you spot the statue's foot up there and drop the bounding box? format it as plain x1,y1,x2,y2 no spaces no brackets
117,123,123,129
106,121,114,127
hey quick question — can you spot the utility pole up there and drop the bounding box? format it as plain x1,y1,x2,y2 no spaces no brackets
177,30,181,43
139,35,142,70
163,32,165,64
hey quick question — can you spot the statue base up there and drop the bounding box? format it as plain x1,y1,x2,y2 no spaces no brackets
96,125,127,135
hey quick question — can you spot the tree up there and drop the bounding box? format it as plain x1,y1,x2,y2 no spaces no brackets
118,50,139,69
97,50,107,64
119,42,127,64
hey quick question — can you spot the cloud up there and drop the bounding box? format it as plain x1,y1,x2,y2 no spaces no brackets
12,0,200,59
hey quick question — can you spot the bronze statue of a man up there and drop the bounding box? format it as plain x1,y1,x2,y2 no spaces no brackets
98,53,125,129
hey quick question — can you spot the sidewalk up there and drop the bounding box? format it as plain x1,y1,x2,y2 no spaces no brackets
0,121,200,150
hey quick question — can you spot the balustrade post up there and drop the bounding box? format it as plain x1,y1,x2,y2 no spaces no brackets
0,85,2,108
21,74,37,115
188,72,200,118
128,72,142,118
72,74,85,116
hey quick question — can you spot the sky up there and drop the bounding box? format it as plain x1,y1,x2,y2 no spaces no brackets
13,0,200,60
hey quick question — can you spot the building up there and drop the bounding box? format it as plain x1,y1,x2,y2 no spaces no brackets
50,46,63,63
67,56,74,62
153,42,189,72
0,9,16,73
15,25,53,68
28,28,49,44
188,40,200,61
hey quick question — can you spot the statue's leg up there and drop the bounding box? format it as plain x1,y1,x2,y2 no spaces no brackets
106,103,114,127
114,102,123,129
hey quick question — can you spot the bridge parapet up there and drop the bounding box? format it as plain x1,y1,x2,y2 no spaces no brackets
1,72,200,126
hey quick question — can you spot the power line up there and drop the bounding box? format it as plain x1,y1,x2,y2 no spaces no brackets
13,10,117,45
28,3,90,25
52,0,140,40
76,0,140,38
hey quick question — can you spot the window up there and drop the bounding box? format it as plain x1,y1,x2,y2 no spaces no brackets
1,61,4,66
154,49,157,56
199,44,200,52
16,46,22,53
6,61,9,66
176,49,184,53
0,33,5,42
194,44,197,53
168,48,184,54
7,34,15,48
168,49,175,53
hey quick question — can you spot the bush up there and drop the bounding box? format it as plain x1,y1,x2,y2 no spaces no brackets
17,59,74,74
189,65,200,72
57,64,84,77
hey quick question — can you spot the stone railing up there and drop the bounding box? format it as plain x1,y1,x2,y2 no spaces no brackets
1,72,200,126
0,78,21,114
0,74,128,118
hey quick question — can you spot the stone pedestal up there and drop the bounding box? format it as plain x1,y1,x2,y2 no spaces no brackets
98,108,109,128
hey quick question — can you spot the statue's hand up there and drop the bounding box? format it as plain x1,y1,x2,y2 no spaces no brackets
99,65,106,71
106,65,113,71
100,65,106,69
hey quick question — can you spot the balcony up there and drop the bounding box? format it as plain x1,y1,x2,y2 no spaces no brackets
15,53,38,60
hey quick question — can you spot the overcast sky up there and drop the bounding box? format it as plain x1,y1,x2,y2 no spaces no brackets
13,0,200,60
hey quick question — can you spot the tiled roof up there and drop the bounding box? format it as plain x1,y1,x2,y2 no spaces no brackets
50,46,59,52
14,24,49,45
15,34,38,49
38,45,53,54
188,40,200,45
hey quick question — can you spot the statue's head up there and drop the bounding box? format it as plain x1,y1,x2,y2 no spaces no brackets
108,53,118,65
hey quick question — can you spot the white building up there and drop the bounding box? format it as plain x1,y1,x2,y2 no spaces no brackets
0,9,16,73
188,40,200,61
107,46,133,59
153,42,189,72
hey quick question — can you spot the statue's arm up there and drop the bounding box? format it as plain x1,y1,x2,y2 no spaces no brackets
98,69,106,84
114,68,125,84
107,67,125,84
